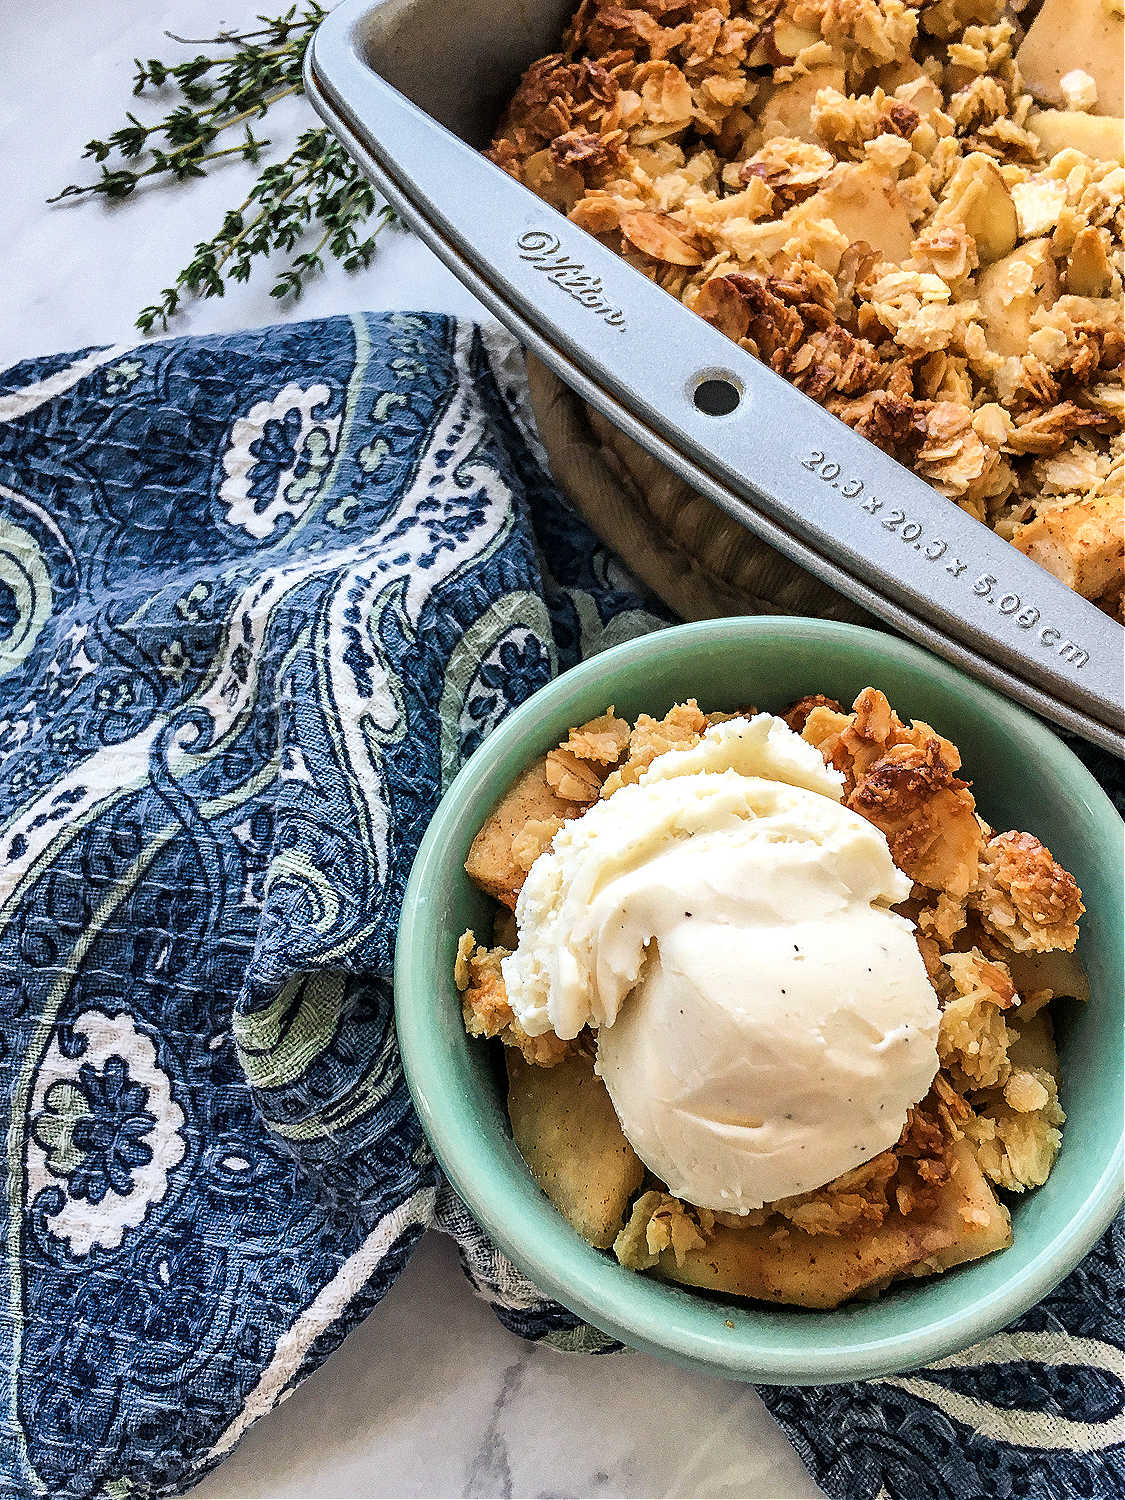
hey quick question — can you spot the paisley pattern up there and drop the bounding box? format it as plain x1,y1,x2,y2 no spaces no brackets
0,314,660,1499
27,1011,185,1256
0,314,1118,1500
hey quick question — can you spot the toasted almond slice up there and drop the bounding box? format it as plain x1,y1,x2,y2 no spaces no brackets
1066,226,1113,296
772,18,822,57
692,276,752,339
619,209,708,265
976,239,1060,357
936,153,1018,264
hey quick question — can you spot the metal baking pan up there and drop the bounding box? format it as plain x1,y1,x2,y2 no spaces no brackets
305,0,1125,756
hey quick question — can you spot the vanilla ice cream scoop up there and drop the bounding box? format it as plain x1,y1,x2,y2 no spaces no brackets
502,714,941,1213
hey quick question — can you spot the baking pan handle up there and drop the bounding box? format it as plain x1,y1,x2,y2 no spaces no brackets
308,7,1124,747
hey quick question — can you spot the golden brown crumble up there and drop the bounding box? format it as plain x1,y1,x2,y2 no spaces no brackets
561,706,633,762
937,947,1018,1089
490,0,1124,616
599,698,710,794
962,1066,1065,1189
782,691,845,731
454,930,574,1067
546,708,633,801
511,816,567,872
545,745,606,802
615,1190,714,1268
971,828,1085,950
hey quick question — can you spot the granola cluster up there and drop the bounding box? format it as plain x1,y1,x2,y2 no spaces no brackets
457,687,1085,1267
489,0,1125,616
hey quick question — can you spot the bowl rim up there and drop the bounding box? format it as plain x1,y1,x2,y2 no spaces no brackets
395,616,1124,1384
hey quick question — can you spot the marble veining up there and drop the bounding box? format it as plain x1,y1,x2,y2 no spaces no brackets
184,1235,822,1498
466,1354,529,1499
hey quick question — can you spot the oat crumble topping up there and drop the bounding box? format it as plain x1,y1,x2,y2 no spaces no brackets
489,0,1124,615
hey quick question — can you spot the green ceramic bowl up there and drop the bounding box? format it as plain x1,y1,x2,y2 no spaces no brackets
395,618,1123,1384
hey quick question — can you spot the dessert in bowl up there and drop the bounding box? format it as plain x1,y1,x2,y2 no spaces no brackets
395,619,1123,1381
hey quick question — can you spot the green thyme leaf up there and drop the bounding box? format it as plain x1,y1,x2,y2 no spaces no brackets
52,3,398,331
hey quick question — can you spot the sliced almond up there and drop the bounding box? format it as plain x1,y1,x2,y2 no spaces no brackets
1066,226,1113,296
895,74,943,117
935,153,1018,264
692,276,752,339
619,209,707,265
772,19,822,57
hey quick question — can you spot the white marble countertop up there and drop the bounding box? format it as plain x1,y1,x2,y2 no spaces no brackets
1,5,824,1495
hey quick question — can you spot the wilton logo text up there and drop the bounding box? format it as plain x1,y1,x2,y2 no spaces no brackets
516,230,627,330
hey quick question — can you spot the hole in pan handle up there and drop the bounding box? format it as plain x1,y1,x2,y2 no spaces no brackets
692,376,743,418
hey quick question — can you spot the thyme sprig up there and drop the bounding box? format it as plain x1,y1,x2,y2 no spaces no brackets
51,4,397,333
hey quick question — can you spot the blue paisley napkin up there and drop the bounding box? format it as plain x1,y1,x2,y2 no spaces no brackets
0,313,1119,1500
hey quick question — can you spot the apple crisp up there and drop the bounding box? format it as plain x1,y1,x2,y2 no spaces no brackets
488,0,1125,617
456,689,1086,1307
